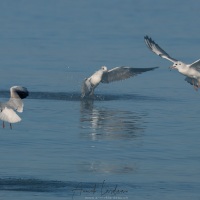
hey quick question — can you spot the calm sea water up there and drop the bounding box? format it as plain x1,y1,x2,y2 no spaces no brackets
0,0,200,199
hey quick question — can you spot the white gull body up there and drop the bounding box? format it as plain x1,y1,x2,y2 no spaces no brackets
144,35,200,90
81,65,158,98
0,86,29,129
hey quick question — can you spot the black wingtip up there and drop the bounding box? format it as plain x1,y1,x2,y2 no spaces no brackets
17,90,29,99
144,35,154,43
142,66,159,72
144,35,154,49
149,66,159,70
153,66,159,70
144,35,151,40
13,86,29,99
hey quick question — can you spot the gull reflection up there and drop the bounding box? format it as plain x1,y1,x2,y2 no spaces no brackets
80,100,146,140
79,160,137,174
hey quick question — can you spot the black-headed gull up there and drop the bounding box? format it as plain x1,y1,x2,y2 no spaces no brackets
0,86,29,129
144,35,200,90
81,66,158,98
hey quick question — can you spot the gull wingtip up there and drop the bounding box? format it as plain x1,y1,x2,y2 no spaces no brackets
150,66,159,70
144,35,151,40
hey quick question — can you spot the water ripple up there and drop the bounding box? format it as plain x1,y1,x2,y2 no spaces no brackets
1,90,167,102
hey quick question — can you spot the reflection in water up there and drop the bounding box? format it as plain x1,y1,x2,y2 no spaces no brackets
79,100,144,176
79,160,137,174
80,100,146,140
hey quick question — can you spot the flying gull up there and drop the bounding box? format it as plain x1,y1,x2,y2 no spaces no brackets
144,35,200,90
81,66,158,98
0,86,29,129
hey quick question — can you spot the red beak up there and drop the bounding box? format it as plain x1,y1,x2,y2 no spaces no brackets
169,65,175,69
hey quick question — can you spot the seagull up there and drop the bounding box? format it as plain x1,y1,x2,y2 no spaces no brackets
144,35,200,90
0,86,29,129
81,66,158,98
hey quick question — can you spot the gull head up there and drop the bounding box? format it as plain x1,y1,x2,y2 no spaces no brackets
170,61,186,71
101,66,108,72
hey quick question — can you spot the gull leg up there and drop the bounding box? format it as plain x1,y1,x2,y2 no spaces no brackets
89,84,95,97
193,85,198,91
10,123,12,130
81,92,85,98
89,88,96,99
192,79,198,91
90,88,94,96
2,121,5,128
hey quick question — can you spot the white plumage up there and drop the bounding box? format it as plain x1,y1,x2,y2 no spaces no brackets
0,86,29,129
81,65,158,98
144,35,200,90
0,107,21,123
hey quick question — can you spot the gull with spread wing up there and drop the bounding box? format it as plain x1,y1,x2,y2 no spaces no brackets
144,35,200,90
81,66,158,98
0,86,29,129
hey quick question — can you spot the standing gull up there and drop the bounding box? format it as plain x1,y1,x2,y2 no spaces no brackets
81,66,158,98
0,86,29,129
144,35,200,90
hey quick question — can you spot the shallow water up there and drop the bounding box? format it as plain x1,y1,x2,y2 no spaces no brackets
1,0,200,199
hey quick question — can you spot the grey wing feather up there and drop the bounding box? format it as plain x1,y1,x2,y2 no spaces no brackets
6,86,29,112
144,36,177,63
6,98,24,113
101,66,158,83
81,78,92,98
185,77,199,87
189,59,200,71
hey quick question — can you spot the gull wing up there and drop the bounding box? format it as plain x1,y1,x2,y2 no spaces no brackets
101,66,158,83
0,107,21,123
144,36,177,63
6,86,29,113
189,59,200,72
81,78,92,98
184,77,199,87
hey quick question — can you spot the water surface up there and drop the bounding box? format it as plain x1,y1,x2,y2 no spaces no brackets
0,0,200,199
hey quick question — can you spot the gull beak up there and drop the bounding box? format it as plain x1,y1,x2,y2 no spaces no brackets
169,65,175,71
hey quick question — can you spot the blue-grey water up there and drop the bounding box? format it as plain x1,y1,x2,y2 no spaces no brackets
0,0,200,199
